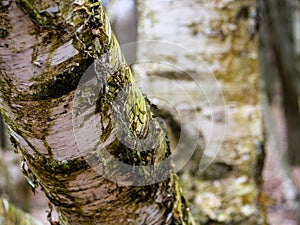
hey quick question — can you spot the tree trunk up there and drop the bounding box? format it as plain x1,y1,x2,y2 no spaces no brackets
0,1,193,224
135,0,265,224
259,0,300,165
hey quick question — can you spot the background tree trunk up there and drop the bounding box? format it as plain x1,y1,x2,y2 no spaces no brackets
259,0,300,166
258,0,300,223
135,0,265,224
0,1,194,224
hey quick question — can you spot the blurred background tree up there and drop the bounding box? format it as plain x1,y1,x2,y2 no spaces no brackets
259,0,300,166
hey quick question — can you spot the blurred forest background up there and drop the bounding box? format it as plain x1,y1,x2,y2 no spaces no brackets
0,0,300,224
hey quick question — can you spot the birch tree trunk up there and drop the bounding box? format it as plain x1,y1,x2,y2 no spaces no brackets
0,1,194,224
135,0,265,224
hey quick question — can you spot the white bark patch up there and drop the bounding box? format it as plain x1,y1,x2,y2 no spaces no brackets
50,41,79,66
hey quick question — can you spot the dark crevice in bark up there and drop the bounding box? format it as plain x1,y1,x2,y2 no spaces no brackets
32,57,94,100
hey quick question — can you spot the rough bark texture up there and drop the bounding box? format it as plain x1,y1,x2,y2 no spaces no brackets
259,0,300,166
0,1,193,224
135,0,265,224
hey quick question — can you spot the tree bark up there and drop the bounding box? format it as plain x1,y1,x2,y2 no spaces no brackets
0,1,193,224
136,0,265,224
259,0,300,165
